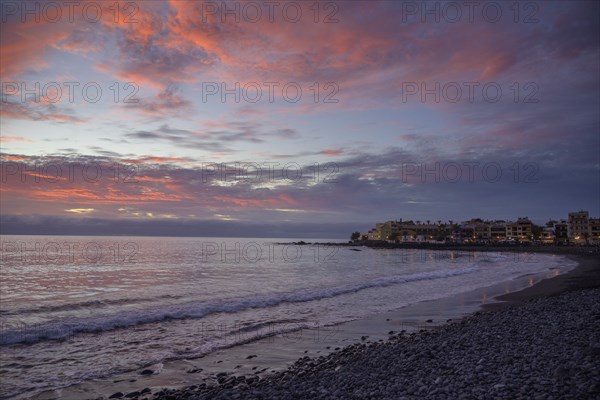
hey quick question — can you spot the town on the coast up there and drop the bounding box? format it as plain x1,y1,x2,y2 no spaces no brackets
353,211,600,246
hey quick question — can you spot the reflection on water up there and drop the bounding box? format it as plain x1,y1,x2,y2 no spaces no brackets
481,267,567,303
0,236,578,399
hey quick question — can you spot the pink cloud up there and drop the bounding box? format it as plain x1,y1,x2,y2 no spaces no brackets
320,149,344,156
0,135,34,143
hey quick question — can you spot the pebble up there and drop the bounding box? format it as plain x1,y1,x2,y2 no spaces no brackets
141,288,600,400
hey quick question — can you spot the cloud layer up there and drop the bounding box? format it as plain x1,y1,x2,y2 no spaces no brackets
1,1,598,234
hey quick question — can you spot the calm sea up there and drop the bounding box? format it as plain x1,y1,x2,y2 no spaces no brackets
0,235,576,398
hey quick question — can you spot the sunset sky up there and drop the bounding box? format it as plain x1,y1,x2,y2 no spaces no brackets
1,0,599,237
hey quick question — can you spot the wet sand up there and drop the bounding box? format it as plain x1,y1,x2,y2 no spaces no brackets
482,254,600,311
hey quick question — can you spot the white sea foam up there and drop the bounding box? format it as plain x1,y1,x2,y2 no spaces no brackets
0,236,578,399
1,266,479,345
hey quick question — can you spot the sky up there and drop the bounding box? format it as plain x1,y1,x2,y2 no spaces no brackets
0,0,599,238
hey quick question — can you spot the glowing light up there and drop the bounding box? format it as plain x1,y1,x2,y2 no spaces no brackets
214,214,238,221
65,208,95,214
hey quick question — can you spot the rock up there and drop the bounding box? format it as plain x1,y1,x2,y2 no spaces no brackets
125,391,140,398
140,369,154,376
109,393,123,399
553,366,569,380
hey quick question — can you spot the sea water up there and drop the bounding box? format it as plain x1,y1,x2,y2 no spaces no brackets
0,235,576,398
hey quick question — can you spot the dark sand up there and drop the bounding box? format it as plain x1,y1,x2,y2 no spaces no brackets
482,254,600,311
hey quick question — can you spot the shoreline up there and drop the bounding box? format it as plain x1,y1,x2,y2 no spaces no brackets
286,240,600,256
34,253,598,399
153,253,600,399
481,254,600,311
125,253,600,399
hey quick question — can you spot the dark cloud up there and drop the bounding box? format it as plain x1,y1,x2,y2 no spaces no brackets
1,148,598,227
0,215,360,239
87,147,124,157
0,100,88,123
125,124,228,152
124,85,192,116
123,121,299,152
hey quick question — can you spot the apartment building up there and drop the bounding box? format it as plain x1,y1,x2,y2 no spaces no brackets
554,220,569,245
367,228,381,241
506,217,533,243
490,221,508,242
587,217,600,245
360,212,598,246
568,211,590,244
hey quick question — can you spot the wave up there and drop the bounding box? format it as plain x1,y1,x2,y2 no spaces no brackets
0,266,478,346
0,294,184,316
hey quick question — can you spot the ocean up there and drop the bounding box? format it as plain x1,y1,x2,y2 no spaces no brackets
0,235,577,398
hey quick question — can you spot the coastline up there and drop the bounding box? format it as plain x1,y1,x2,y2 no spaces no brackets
481,254,600,311
35,253,599,400
294,240,600,256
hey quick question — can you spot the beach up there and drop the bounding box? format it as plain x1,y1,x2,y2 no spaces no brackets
8,237,579,399
483,254,600,309
3,1,598,398
80,253,600,400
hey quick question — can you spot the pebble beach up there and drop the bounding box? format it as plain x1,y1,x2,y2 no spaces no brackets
102,255,600,400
